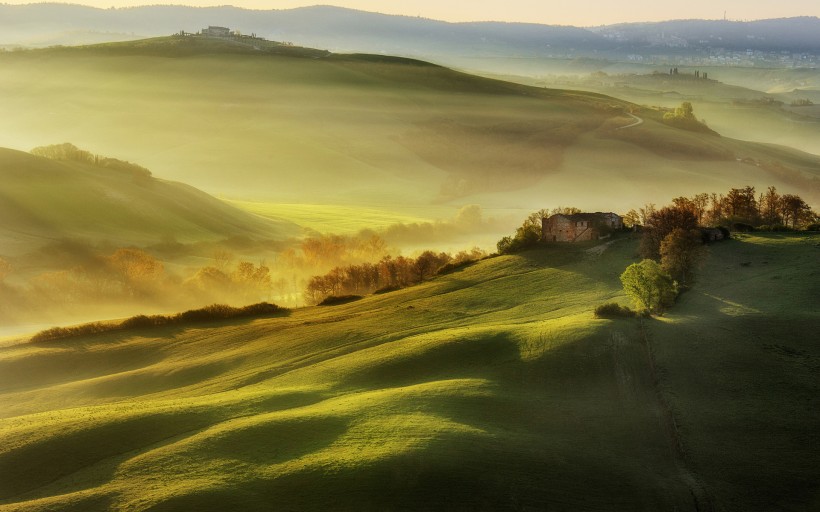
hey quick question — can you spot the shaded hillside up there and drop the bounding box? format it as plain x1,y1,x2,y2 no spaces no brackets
0,147,299,255
0,234,817,510
1,37,819,213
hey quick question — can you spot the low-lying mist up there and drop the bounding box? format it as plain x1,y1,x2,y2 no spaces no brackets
0,204,517,336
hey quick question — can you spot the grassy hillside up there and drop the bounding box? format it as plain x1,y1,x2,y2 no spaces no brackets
491,68,820,159
648,233,820,509
1,36,818,215
1,234,816,510
0,147,299,255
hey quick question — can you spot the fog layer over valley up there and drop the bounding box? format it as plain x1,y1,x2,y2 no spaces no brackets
2,38,819,210
1,36,819,331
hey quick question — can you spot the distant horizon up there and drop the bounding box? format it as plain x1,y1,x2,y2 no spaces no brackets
3,1,820,26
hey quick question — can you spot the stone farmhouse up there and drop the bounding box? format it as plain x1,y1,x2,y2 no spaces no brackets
542,212,623,242
201,26,232,38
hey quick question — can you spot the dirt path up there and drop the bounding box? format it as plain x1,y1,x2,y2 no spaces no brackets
639,319,714,511
584,238,621,257
616,112,644,130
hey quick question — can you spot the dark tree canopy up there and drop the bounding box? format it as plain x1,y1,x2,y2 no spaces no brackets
640,206,699,260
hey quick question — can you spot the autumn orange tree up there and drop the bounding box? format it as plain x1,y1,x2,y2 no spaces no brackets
107,248,164,297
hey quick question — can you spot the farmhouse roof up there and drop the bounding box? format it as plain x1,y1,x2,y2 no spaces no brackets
544,212,620,221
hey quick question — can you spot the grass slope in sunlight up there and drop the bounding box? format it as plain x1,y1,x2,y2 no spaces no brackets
0,238,694,511
227,201,432,235
1,234,816,510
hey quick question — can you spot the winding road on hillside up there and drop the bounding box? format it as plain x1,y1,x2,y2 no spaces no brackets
616,112,644,130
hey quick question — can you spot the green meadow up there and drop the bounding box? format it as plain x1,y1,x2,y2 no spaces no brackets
226,200,433,235
1,234,816,511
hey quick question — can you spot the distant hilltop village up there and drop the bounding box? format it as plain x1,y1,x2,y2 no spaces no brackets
178,25,260,40
200,26,232,38
178,26,295,46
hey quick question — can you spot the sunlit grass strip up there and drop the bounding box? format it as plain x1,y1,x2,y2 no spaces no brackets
30,303,288,343
226,201,434,234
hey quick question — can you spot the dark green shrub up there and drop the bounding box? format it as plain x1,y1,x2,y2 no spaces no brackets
318,295,363,306
373,285,402,295
238,302,287,315
594,303,636,319
718,226,731,239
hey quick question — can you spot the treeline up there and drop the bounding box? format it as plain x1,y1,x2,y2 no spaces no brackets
621,186,816,315
0,247,277,324
305,248,486,304
0,229,397,327
624,185,817,233
30,302,286,343
31,143,152,182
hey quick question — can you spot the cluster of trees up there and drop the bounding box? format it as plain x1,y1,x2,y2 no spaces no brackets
2,247,277,316
624,193,720,314
625,186,816,233
185,257,273,304
622,225,705,315
665,68,708,79
1,230,397,325
30,247,168,303
623,185,816,314
305,248,485,304
661,102,714,133
278,232,388,273
31,143,152,182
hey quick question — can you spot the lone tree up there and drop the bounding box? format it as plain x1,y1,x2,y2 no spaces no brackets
620,259,677,315
660,228,705,286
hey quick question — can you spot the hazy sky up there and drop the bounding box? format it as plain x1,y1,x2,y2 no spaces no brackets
7,1,820,25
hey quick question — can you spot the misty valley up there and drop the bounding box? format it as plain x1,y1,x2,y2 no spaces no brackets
0,8,818,512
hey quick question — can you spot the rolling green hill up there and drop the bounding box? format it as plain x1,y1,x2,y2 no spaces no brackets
1,36,819,218
1,234,816,511
0,147,299,256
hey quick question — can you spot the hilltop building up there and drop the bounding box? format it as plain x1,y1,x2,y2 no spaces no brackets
542,212,623,242
201,26,232,38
